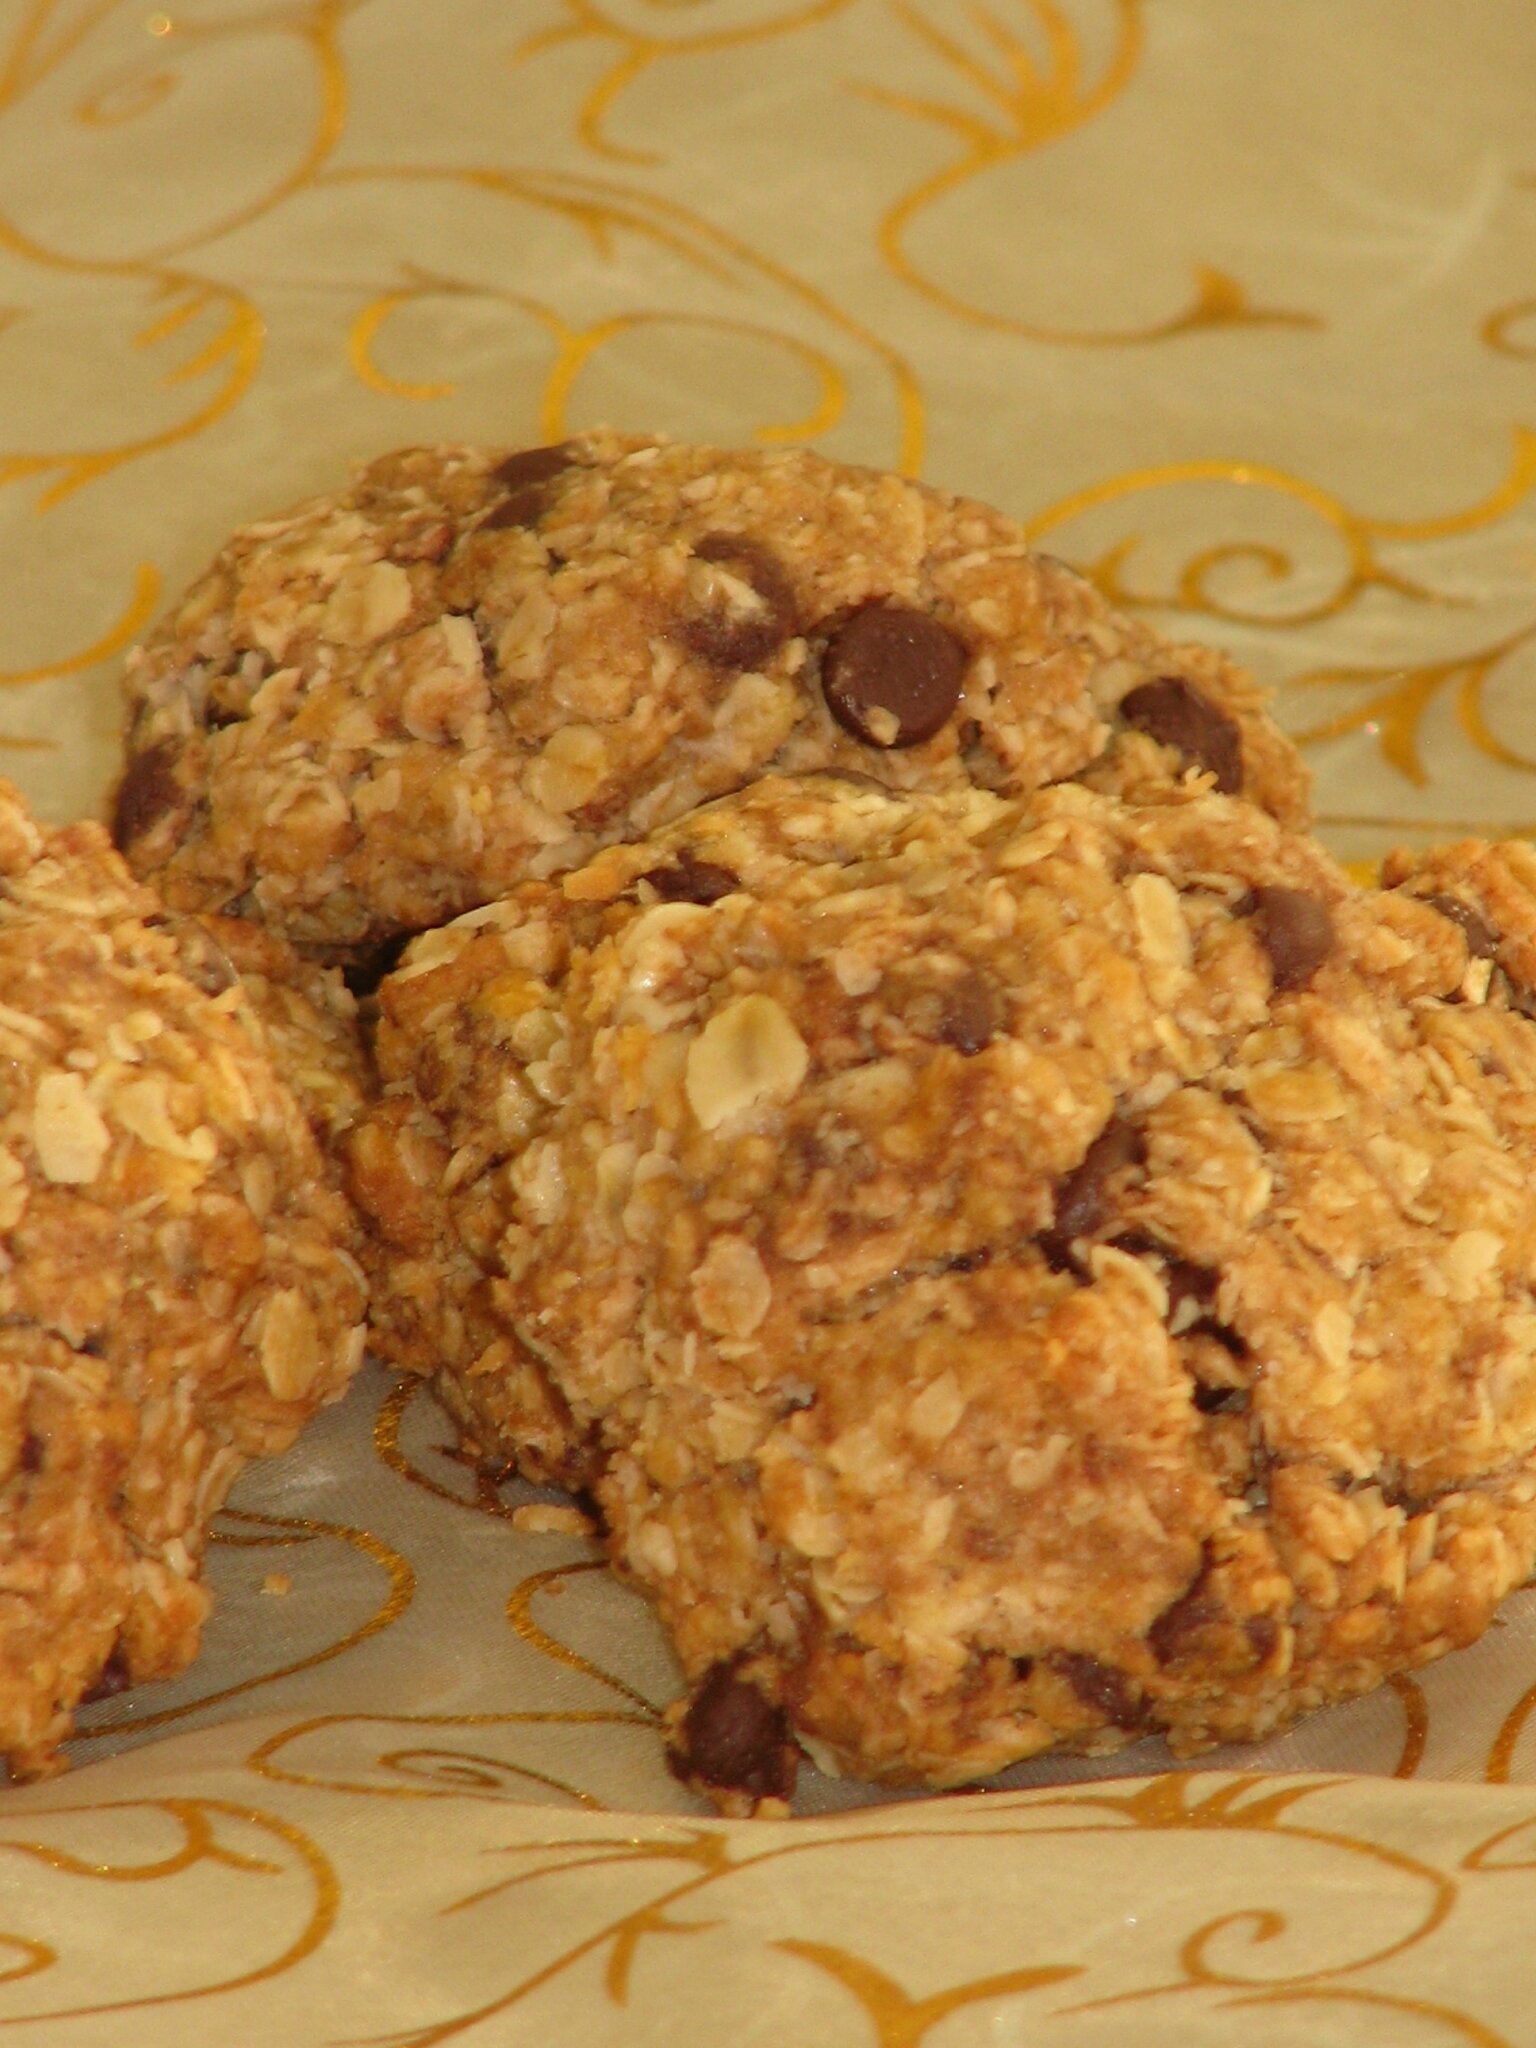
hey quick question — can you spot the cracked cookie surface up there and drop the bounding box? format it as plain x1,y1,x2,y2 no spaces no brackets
0,782,368,1777
115,431,1307,962
353,773,1536,1806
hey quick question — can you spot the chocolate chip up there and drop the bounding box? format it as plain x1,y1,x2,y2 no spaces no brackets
481,485,552,532
678,534,797,671
671,1663,796,1803
1148,1564,1221,1664
1055,1652,1146,1731
111,741,182,850
1053,1117,1145,1242
1120,677,1243,794
640,849,739,906
80,1644,131,1706
489,445,573,492
1421,893,1500,960
480,446,574,532
821,602,966,749
936,972,998,1056
1242,884,1335,991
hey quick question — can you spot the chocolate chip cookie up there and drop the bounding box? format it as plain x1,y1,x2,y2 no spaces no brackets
0,782,368,1777
350,771,1536,1807
115,431,1308,962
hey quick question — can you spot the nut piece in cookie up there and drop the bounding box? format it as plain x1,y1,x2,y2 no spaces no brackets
0,782,367,1777
116,431,1308,962
353,773,1536,1807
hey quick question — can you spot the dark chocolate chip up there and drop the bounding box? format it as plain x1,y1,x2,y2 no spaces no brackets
821,602,966,749
1242,884,1336,991
1055,1652,1147,1731
80,1645,131,1706
640,849,740,906
481,484,552,531
1421,893,1500,960
1053,1117,1145,1242
111,741,182,850
678,534,797,671
935,972,998,1056
489,445,573,492
671,1663,796,1802
1120,677,1243,794
1148,1564,1221,1664
17,1431,42,1475
480,446,574,533
1013,1655,1035,1681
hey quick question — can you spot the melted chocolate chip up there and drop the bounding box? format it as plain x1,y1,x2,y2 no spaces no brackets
1055,1652,1147,1731
640,849,740,906
481,484,552,531
1422,893,1500,960
112,741,182,850
1120,677,1243,794
480,446,574,532
936,972,998,1056
489,445,573,492
1242,884,1336,991
678,534,797,670
1148,1565,1221,1664
671,1663,796,1802
821,602,966,749
1052,1117,1145,1242
80,1645,131,1706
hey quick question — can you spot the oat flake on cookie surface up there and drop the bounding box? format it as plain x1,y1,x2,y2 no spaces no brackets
0,781,367,1778
114,431,1307,964
352,771,1536,1810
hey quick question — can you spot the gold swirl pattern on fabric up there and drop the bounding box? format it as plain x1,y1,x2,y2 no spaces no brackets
857,0,1319,345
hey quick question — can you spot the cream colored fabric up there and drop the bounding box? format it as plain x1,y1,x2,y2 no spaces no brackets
2,1,1535,2037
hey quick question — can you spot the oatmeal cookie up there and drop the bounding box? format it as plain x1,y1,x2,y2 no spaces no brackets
0,783,368,1777
353,773,1536,1807
115,431,1307,962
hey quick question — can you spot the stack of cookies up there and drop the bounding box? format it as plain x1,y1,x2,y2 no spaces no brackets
82,430,1536,1811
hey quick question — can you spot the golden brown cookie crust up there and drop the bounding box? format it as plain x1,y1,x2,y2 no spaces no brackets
0,782,367,1776
353,774,1536,1803
116,432,1308,961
